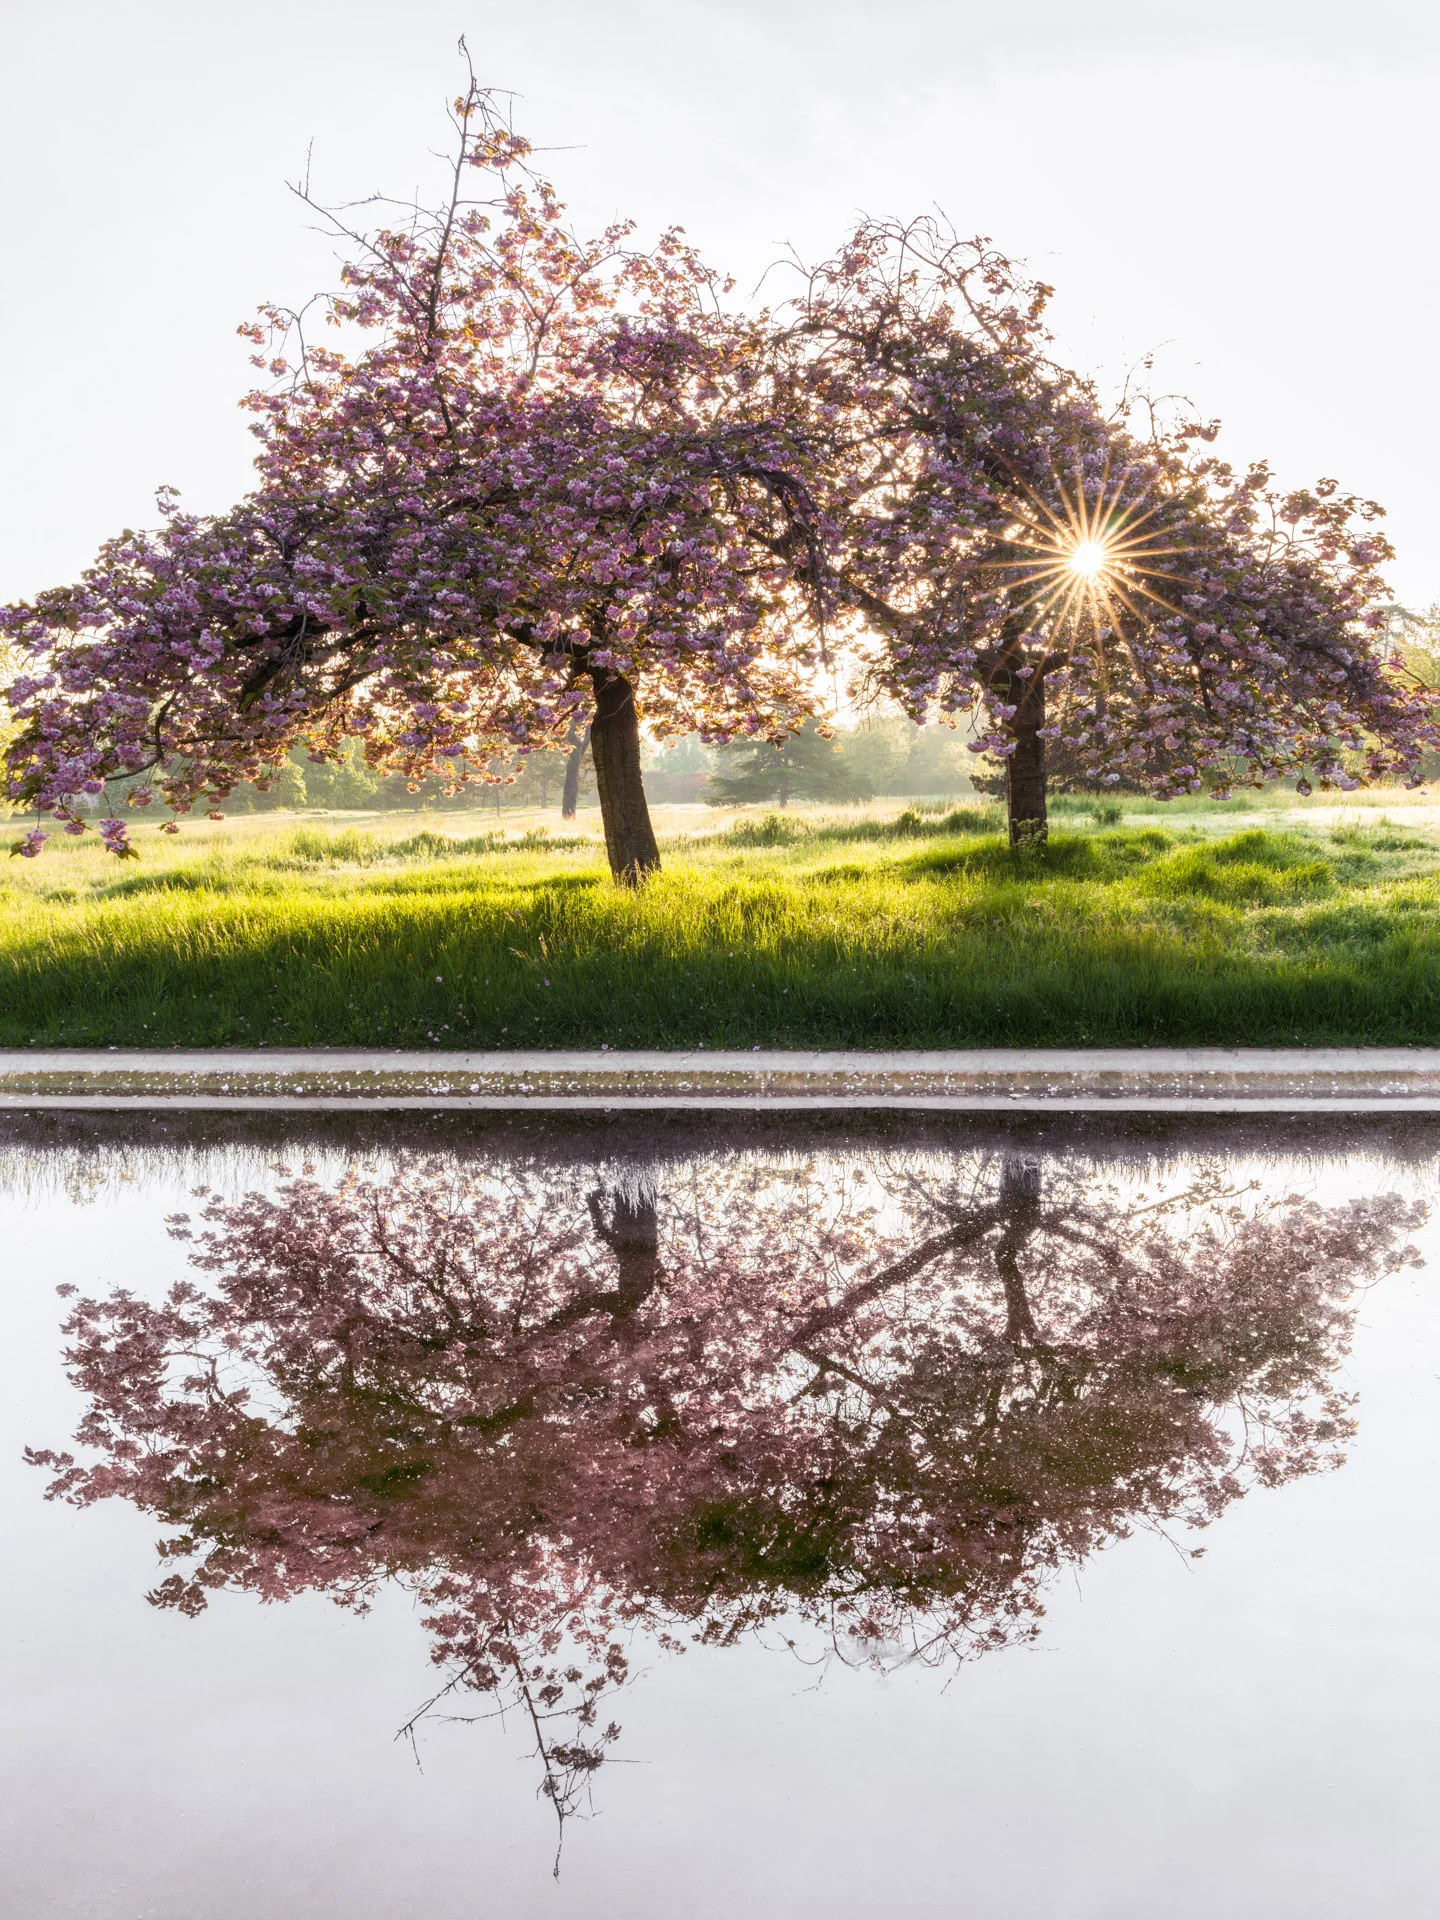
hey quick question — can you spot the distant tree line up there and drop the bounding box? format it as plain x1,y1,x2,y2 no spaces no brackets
205,716,973,816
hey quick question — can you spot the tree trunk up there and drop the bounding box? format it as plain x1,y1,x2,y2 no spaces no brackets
561,723,591,820
1006,672,1048,847
995,1157,1043,1347
588,668,660,883
588,1181,663,1316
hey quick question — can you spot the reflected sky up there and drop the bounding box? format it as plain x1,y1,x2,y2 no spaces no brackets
3,1117,1439,1917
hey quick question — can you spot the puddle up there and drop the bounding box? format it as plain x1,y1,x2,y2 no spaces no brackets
2,1112,1438,1917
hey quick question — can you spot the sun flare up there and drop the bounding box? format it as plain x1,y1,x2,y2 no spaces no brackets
1067,539,1108,580
984,466,1185,649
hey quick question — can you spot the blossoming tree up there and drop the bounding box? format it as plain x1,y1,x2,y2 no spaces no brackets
1,77,825,879
29,1149,1419,1859
8,77,1431,868
781,218,1440,842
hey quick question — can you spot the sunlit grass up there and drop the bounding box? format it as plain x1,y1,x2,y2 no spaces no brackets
3,798,1440,1048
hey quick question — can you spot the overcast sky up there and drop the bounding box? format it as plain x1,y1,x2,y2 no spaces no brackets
4,0,1437,604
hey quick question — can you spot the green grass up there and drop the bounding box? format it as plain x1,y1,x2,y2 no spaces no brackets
4,798,1440,1047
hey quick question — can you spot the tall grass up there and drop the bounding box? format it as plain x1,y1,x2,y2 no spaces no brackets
3,802,1440,1047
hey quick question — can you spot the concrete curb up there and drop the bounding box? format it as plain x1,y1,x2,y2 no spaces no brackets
6,1048,1440,1111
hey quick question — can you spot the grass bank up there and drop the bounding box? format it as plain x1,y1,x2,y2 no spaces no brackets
4,797,1440,1047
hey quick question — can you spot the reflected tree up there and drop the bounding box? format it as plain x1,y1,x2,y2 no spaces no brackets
29,1152,1423,1864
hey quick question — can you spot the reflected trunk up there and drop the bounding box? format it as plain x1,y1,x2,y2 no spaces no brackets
587,1181,662,1317
994,1157,1044,1346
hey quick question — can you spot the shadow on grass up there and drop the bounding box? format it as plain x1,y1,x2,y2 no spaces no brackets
901,828,1176,883
723,805,1003,849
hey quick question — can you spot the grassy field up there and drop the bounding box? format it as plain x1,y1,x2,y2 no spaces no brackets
4,789,1440,1048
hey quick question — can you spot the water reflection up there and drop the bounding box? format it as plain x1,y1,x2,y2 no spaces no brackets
28,1143,1425,1867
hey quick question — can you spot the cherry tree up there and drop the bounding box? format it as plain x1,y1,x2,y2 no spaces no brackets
29,1149,1421,1859
779,218,1440,842
7,76,1432,873
1,73,826,880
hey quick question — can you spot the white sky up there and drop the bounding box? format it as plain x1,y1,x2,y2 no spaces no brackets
4,0,1438,605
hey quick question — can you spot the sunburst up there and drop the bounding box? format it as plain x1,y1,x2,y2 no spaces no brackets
982,463,1188,652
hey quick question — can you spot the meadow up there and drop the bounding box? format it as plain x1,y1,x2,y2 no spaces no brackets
4,788,1440,1049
